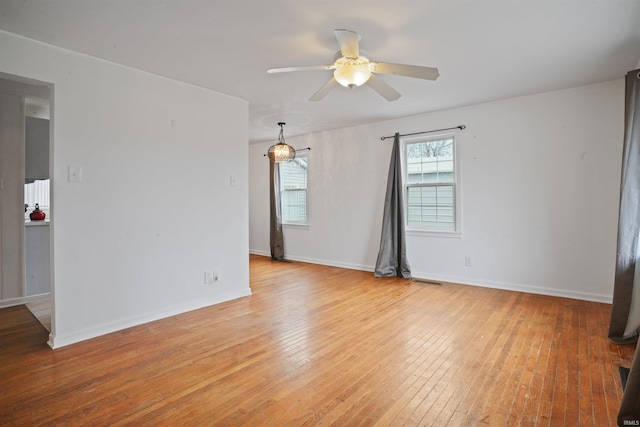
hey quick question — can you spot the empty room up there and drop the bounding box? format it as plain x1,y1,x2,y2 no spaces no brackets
1,1,640,425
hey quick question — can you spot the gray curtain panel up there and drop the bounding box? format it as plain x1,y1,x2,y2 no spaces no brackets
611,69,640,426
610,69,640,344
619,341,640,426
374,133,411,278
269,161,285,260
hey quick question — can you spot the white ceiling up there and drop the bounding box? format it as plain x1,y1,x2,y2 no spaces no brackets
1,0,639,144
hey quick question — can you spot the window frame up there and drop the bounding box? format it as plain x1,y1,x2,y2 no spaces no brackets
401,132,462,238
279,154,309,227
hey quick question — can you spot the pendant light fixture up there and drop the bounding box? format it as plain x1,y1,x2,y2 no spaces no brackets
267,122,296,163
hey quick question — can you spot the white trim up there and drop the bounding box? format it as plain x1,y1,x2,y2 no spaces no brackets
48,288,252,349
249,251,374,272
0,292,51,309
410,270,612,304
250,249,271,257
406,229,462,239
249,252,611,303
401,130,463,235
283,255,374,272
282,222,310,230
0,296,30,308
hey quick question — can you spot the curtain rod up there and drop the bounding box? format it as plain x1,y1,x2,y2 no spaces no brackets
380,125,466,141
263,147,311,157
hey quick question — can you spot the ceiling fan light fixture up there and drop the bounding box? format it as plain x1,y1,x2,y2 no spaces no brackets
266,29,440,102
333,57,372,88
267,122,296,163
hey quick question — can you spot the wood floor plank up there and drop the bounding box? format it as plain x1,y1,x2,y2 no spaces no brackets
578,304,594,427
451,293,523,424
522,299,558,426
0,255,635,426
506,296,547,426
549,304,572,426
430,294,518,425
535,299,566,426
466,296,529,425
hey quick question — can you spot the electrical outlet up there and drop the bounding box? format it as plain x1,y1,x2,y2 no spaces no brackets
465,256,473,267
213,271,220,281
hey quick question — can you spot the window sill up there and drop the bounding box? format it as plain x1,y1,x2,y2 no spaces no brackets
406,229,462,239
283,222,310,230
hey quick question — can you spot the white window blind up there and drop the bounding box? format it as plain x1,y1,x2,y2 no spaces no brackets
404,137,457,232
280,156,307,224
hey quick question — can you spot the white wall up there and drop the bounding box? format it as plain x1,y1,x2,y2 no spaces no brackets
250,79,624,303
0,31,250,347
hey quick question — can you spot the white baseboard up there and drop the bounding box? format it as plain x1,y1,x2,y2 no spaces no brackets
250,249,270,257
0,293,52,309
48,287,252,349
281,255,374,272
0,296,30,308
250,250,612,304
249,250,374,272
410,270,613,304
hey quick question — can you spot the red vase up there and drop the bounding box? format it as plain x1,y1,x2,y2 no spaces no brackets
29,204,46,221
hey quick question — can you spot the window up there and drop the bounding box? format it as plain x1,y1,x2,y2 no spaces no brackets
404,135,458,232
280,156,307,224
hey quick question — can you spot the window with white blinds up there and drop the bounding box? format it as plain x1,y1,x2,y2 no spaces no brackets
280,156,307,224
404,136,458,232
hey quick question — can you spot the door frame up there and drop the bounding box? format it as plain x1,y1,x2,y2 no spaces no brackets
0,73,54,345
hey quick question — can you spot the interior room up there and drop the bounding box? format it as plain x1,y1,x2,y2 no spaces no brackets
1,1,640,425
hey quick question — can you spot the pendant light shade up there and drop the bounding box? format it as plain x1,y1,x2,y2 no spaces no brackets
267,122,296,163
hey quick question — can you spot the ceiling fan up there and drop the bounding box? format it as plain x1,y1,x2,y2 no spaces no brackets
267,29,439,102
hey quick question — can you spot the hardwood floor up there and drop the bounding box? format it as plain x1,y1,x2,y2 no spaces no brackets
25,294,51,332
0,254,636,426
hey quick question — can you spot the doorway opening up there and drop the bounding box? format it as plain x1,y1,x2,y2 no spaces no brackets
0,73,54,338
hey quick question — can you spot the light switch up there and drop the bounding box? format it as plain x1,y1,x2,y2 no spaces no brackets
68,166,82,182
230,175,238,187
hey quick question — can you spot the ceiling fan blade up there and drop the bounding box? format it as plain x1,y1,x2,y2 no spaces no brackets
267,65,334,73
366,74,401,101
371,62,440,80
309,78,340,102
334,29,360,58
